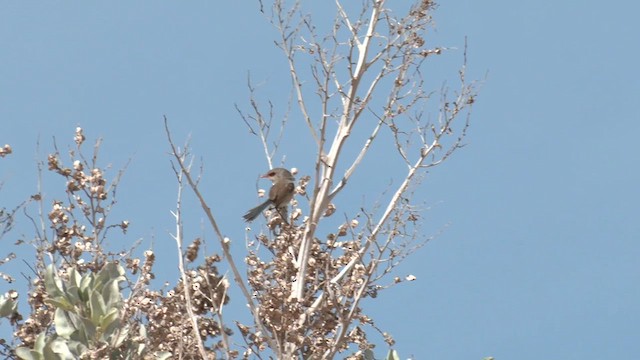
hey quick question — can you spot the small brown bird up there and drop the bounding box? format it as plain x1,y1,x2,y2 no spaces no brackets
243,168,295,222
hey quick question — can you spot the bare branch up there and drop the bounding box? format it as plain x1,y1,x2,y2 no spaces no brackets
169,152,209,359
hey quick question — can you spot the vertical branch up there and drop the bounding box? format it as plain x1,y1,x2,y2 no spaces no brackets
214,280,231,358
169,156,209,359
293,0,385,301
164,118,279,353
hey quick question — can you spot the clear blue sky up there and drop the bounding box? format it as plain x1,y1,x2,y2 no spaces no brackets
1,1,639,359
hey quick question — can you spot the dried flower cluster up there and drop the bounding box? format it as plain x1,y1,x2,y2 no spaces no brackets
3,129,230,359
44,143,125,269
9,131,134,351
239,176,397,357
126,252,231,358
0,144,11,158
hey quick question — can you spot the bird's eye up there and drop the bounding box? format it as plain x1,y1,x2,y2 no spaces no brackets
269,172,276,177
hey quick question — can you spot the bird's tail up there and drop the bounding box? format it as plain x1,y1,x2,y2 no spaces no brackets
243,199,272,222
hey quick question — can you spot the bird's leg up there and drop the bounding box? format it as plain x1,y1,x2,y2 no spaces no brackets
275,205,289,225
